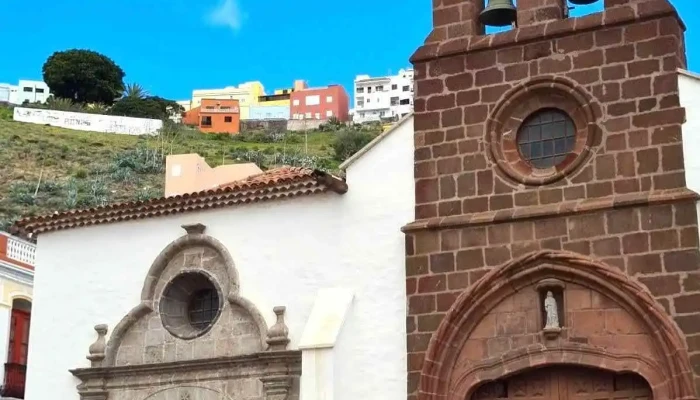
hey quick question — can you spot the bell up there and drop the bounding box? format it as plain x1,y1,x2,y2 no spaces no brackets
569,0,599,4
479,0,517,27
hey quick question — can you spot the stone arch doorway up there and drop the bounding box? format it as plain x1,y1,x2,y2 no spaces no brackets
470,365,651,400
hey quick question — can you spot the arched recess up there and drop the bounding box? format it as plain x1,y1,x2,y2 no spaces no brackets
419,250,696,400
102,232,269,367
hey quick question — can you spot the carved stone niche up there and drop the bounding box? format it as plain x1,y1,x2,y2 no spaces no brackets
535,278,566,340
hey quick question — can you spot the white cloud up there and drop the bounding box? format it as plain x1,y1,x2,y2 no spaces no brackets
207,0,245,32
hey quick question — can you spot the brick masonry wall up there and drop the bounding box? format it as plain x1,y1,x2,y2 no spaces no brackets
406,1,700,399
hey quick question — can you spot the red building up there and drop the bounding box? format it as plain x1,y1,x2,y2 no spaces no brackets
289,84,349,122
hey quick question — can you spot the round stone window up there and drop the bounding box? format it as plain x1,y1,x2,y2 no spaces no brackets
160,271,223,339
517,108,576,169
486,77,600,185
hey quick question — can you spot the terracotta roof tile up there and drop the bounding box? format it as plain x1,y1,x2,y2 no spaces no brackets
11,167,347,239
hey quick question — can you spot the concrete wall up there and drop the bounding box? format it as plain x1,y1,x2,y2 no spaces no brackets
13,107,163,135
241,119,287,132
286,119,323,131
25,117,414,400
249,105,290,120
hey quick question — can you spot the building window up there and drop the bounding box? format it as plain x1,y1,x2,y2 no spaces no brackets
22,87,32,93
367,87,372,93
315,113,320,119
201,116,212,126
356,87,364,93
357,97,364,107
380,111,385,117
224,116,233,123
220,106,231,110
305,112,312,119
390,97,399,106
402,86,409,92
367,98,370,103
326,96,333,103
293,99,300,106
305,95,320,106
205,106,214,110
392,84,398,90
188,289,220,330
160,272,222,339
517,109,576,169
400,99,410,105
35,88,45,94
376,86,383,91
283,89,289,94
326,110,333,117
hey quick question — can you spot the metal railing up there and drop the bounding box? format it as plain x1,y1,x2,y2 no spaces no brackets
1,363,26,399
6,236,35,266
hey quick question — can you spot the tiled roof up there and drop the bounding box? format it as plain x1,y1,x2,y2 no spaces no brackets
10,167,348,238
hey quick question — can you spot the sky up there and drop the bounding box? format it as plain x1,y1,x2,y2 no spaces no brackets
0,0,697,102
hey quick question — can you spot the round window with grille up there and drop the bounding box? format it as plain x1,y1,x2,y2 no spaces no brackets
160,271,222,339
516,108,576,169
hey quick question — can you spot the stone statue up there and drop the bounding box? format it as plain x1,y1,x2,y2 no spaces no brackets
544,291,560,330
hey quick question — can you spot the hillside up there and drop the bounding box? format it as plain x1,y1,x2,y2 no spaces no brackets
0,118,364,230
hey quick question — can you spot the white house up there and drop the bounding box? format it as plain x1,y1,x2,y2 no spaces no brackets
353,69,414,123
14,115,415,400
0,232,35,400
0,80,50,105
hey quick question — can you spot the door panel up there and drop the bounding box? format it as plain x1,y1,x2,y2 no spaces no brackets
470,366,651,400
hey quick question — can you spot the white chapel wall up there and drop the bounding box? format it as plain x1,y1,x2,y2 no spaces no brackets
13,107,163,135
25,118,414,400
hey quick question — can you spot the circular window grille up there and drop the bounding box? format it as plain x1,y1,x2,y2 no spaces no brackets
517,108,576,169
160,271,222,339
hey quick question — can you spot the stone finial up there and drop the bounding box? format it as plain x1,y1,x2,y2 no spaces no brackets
87,324,108,367
182,223,206,235
266,306,290,351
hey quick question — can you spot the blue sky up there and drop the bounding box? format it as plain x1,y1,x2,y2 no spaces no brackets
0,0,696,102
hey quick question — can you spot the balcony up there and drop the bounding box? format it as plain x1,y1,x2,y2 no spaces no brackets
6,237,34,266
201,107,240,114
0,233,35,269
1,363,26,399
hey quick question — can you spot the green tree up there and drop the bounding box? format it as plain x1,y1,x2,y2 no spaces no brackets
331,130,376,161
42,49,125,105
109,96,183,120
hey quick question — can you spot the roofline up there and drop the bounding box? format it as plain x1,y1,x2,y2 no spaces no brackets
11,168,348,239
677,68,700,81
339,113,413,171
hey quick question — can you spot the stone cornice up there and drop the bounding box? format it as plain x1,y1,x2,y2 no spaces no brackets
402,188,699,233
0,260,34,286
70,350,302,380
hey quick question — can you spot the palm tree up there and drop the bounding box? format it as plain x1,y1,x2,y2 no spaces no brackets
123,83,148,99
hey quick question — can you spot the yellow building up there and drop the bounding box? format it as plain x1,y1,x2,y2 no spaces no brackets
191,81,265,120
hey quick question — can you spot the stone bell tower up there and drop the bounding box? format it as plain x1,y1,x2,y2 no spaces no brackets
405,0,700,399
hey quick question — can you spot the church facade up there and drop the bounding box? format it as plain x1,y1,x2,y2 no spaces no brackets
13,116,415,400
405,0,700,399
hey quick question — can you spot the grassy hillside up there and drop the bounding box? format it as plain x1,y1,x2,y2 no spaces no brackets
0,117,355,230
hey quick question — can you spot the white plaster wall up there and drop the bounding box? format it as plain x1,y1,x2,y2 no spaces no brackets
26,119,414,400
13,107,162,135
680,72,700,192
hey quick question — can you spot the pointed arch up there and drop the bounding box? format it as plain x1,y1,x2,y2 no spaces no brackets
419,250,695,400
102,232,268,367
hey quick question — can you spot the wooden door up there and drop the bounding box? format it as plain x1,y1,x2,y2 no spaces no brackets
8,309,30,365
471,366,651,400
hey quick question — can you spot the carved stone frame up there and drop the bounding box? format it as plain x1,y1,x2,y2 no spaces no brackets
72,225,299,400
417,250,696,400
485,76,602,185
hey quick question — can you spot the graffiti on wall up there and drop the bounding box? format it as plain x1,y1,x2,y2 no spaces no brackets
12,107,163,136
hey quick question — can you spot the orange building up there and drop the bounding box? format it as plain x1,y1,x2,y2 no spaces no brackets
182,98,241,134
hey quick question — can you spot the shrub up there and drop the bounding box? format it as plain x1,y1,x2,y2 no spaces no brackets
331,130,376,161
